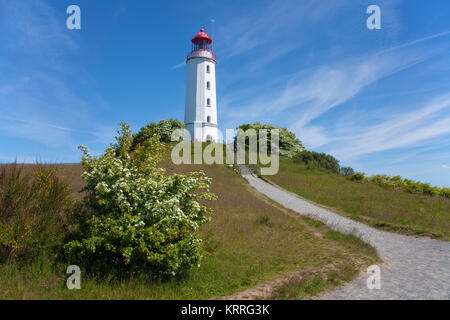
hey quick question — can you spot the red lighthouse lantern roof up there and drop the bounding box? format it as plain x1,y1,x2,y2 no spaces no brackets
192,28,212,44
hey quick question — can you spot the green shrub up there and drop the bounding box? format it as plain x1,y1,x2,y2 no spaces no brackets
0,163,73,262
441,188,450,198
422,184,440,197
366,174,448,198
293,151,340,173
340,167,355,176
238,123,304,158
132,119,184,148
64,122,215,277
348,172,366,182
369,174,394,188
403,180,423,194
391,175,403,184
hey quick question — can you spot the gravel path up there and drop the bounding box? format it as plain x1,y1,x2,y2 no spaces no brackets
238,164,450,299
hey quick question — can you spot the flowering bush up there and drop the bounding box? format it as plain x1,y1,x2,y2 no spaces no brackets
64,122,215,276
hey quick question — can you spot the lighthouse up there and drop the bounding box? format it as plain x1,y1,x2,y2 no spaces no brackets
184,28,218,142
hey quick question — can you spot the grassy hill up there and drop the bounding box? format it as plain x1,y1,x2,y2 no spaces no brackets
0,154,378,299
260,157,450,241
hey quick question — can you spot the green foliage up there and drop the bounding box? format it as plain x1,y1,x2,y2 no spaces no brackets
238,123,304,158
64,122,215,277
132,119,184,148
293,151,340,173
367,174,448,198
348,172,367,182
340,167,355,176
0,163,72,261
442,188,450,198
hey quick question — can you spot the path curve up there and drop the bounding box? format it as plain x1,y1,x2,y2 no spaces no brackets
238,164,450,299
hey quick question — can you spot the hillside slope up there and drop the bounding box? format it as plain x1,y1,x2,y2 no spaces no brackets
263,158,450,240
241,162,450,299
1,159,378,299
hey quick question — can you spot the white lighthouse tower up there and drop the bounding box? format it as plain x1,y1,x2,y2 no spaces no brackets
184,28,218,142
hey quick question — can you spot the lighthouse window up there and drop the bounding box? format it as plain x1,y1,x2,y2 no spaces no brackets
206,81,210,90
207,98,211,106
207,116,211,123
206,65,210,73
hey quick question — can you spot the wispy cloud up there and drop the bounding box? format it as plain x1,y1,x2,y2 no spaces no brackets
245,42,303,72
443,165,450,169
331,94,450,159
226,32,445,117
0,115,113,147
382,30,450,54
221,29,450,151
170,61,186,70
216,0,348,60
0,0,109,148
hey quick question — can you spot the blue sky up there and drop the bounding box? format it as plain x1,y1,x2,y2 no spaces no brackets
0,0,449,187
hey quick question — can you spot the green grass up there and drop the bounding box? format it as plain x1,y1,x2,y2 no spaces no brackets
0,154,379,299
263,157,450,240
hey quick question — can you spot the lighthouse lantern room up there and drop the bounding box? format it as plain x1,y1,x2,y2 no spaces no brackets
184,28,218,142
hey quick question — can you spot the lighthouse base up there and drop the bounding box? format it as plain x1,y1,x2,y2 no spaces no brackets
185,122,219,143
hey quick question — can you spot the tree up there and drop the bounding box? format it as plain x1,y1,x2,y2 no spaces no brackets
293,150,340,173
340,167,355,176
237,123,304,158
132,119,184,148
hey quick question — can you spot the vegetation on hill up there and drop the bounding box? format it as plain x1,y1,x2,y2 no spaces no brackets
64,123,215,277
0,122,379,299
348,173,450,198
132,119,184,148
0,163,74,262
262,157,450,240
291,150,449,198
293,150,340,174
242,122,448,239
0,156,378,299
245,127,449,199
238,123,305,158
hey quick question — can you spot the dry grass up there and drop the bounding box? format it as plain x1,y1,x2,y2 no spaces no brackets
0,163,74,262
0,157,379,299
8,164,86,200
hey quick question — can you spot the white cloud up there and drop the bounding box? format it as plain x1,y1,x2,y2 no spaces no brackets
331,94,450,160
296,126,332,149
216,0,349,60
443,165,450,169
170,61,185,70
225,38,433,121
222,30,450,151
0,114,113,147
